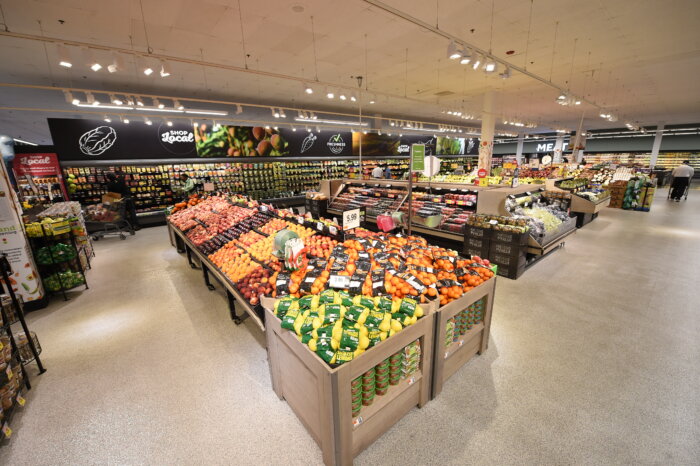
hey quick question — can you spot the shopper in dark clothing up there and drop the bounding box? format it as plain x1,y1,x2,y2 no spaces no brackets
105,173,129,196
670,160,694,201
105,172,139,229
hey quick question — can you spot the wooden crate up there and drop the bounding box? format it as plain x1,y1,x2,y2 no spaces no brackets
431,278,496,398
264,307,434,466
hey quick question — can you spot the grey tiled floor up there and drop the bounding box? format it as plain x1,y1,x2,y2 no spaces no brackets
2,190,699,465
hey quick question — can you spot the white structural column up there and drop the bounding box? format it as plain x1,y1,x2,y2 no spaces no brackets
650,123,665,167
553,134,565,163
515,133,524,165
478,90,496,170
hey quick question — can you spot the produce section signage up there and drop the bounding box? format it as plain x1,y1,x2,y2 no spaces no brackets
12,152,69,199
12,153,61,177
352,133,436,156
0,161,44,302
437,136,479,155
48,118,197,161
411,144,425,171
281,130,353,157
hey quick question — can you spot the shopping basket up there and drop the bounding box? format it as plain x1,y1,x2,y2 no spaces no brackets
84,200,135,240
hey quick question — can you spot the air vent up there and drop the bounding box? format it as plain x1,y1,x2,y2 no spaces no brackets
434,90,454,96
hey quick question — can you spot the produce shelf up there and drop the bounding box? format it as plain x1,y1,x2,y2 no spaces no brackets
352,370,423,431
431,278,496,399
263,305,434,466
168,223,265,331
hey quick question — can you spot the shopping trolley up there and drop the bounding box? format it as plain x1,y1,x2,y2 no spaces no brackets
667,177,690,201
84,200,135,240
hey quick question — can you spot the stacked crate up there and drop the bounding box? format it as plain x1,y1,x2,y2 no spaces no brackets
463,226,528,279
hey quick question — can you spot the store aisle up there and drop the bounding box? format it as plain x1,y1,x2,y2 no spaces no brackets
2,192,699,465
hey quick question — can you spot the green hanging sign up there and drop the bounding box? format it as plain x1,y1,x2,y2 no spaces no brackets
411,144,425,171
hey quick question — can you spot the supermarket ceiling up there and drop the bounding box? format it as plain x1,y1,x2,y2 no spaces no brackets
1,0,700,144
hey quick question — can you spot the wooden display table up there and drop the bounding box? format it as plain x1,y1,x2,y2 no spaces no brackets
431,278,496,398
262,278,497,465
264,306,434,466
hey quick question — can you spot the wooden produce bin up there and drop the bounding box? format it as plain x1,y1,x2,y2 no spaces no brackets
569,194,611,214
431,278,496,398
264,307,434,466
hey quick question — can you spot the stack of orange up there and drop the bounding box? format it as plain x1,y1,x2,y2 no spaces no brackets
259,218,287,235
249,235,275,262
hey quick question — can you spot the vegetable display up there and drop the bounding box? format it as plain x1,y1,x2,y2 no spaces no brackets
169,194,495,311
273,292,424,366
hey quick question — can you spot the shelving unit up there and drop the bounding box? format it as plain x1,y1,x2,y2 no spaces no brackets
25,221,89,301
0,254,46,442
327,179,494,245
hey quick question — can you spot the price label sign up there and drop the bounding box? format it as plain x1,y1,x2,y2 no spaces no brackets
2,423,11,439
343,208,361,231
203,182,215,192
328,275,350,289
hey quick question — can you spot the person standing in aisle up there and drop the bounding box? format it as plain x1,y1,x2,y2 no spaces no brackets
177,173,196,200
105,172,139,230
384,164,392,179
670,160,694,201
371,164,384,179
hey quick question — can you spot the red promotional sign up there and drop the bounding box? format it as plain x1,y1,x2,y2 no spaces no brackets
12,153,68,199
477,168,487,178
13,153,61,176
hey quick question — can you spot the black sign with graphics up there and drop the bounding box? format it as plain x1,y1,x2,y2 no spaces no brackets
279,129,353,157
352,133,437,156
48,118,198,161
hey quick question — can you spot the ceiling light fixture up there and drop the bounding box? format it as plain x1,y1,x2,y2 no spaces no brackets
103,115,111,122
484,58,497,73
447,41,462,60
13,138,38,146
326,87,335,99
135,107,183,113
74,103,132,110
472,54,482,70
107,52,124,73
122,116,130,124
173,100,184,110
339,93,347,101
110,94,123,105
57,44,72,68
166,120,173,127
184,109,228,116
82,48,101,72
136,97,144,107
279,109,286,118
85,92,96,105
310,112,317,120
499,66,512,79
63,90,75,104
272,107,280,118
291,126,296,132
304,83,313,94
460,48,472,65
159,61,171,78
236,104,243,114
294,117,368,126
316,126,321,132
144,118,152,125
350,94,357,102
143,63,154,76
